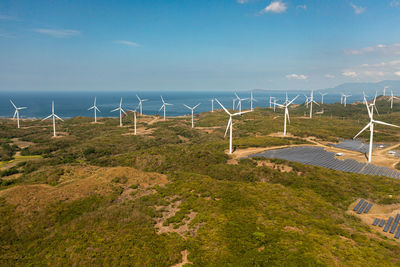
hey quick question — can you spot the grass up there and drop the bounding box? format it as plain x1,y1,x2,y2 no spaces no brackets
1,99,400,265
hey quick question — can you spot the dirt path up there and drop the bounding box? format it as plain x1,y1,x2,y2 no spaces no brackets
170,250,192,267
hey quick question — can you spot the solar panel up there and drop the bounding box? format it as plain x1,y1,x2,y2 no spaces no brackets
364,203,373,213
383,217,394,232
353,199,364,211
390,214,400,234
357,201,368,214
395,226,400,239
372,218,380,226
379,219,386,227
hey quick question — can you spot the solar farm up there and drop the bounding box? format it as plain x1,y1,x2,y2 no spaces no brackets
327,139,379,153
250,146,400,178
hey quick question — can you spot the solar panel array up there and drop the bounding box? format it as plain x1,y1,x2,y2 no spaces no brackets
328,139,374,153
373,214,400,239
353,199,373,214
250,146,400,178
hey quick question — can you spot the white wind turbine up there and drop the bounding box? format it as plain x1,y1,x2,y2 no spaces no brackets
275,95,298,136
127,109,138,135
269,96,276,108
216,99,252,154
304,95,310,108
136,94,148,115
342,94,351,107
307,90,319,118
234,92,249,112
10,100,27,129
319,92,328,104
42,101,63,137
250,91,257,111
210,98,214,112
184,103,201,128
111,98,127,127
383,86,388,96
354,95,400,163
232,98,236,110
389,90,399,109
340,93,344,104
160,96,173,120
88,97,101,123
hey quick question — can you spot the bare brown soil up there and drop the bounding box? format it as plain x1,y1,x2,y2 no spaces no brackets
11,138,34,149
170,250,192,267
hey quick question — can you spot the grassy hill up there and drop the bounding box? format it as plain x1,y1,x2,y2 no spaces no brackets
1,100,400,266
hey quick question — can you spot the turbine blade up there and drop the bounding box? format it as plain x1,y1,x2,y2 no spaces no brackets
354,123,371,139
215,99,231,115
42,114,53,121
286,109,290,124
110,107,119,112
13,110,17,119
374,120,400,128
10,100,17,109
88,106,94,110
193,103,201,109
54,114,64,121
183,104,191,110
18,107,27,110
160,96,165,103
232,110,253,116
224,117,232,138
287,95,299,106
234,92,240,99
136,94,141,101
95,107,101,112
159,105,164,111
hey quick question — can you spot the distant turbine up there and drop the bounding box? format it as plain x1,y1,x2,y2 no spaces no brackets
216,99,252,154
210,98,214,112
389,90,399,109
273,98,277,112
275,95,298,136
88,97,101,123
342,94,351,107
319,92,328,104
127,109,137,135
111,98,127,127
10,100,27,129
304,95,310,108
383,86,388,96
354,94,400,163
232,98,236,110
159,96,173,120
234,92,249,112
250,91,257,111
340,93,344,104
269,96,276,108
42,101,63,137
183,103,201,128
307,90,319,118
136,94,148,115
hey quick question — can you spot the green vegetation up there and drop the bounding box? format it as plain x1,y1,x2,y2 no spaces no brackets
1,100,400,265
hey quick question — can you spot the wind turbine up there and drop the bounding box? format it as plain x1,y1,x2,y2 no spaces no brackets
307,90,319,118
111,98,127,127
42,101,63,137
10,100,27,129
383,86,388,96
88,97,101,123
342,94,351,107
354,95,400,163
210,98,214,112
183,103,201,128
340,93,344,104
234,92,249,112
275,95,298,136
304,95,310,108
269,96,276,108
250,91,257,111
127,109,137,135
319,92,328,104
389,90,399,109
232,98,236,110
215,99,252,154
160,96,173,120
136,94,148,115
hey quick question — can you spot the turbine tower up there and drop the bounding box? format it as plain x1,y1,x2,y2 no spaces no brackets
88,97,101,123
275,95,298,136
389,90,399,109
210,98,214,112
354,95,400,163
383,86,388,96
234,92,249,112
127,109,137,135
42,101,63,137
10,100,27,129
183,103,201,128
342,94,351,107
215,99,252,154
319,92,328,104
250,91,257,111
232,98,236,110
136,94,148,115
111,98,127,127
307,90,319,118
269,96,276,108
159,96,173,120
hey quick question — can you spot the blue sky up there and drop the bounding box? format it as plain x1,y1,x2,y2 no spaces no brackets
1,0,400,91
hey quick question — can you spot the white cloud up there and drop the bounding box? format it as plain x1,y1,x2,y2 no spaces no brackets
115,40,139,47
296,5,307,10
237,0,249,3
33,28,80,38
286,74,307,80
0,15,18,21
350,3,366,14
390,1,400,7
345,43,400,55
261,1,287,14
342,71,358,78
324,74,335,79
395,71,400,76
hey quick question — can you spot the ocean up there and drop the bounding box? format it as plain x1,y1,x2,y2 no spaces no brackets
0,91,366,119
